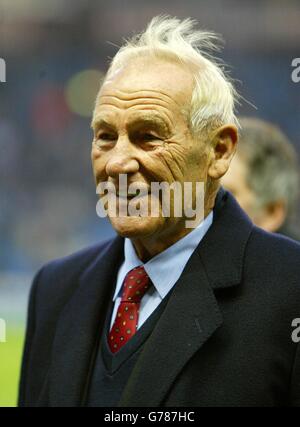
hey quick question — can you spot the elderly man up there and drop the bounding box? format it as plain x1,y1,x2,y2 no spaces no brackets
19,17,300,407
222,117,299,239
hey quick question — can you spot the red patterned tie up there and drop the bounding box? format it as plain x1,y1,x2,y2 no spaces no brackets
108,266,150,353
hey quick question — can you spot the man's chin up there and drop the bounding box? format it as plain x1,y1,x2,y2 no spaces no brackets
108,215,163,238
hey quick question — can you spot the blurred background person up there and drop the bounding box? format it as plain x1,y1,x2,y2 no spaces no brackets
222,117,300,239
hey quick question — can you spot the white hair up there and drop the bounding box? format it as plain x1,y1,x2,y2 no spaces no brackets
105,15,239,136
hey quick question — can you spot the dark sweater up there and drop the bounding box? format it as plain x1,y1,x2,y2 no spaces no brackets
86,294,169,406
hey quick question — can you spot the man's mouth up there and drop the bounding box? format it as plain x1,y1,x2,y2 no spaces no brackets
116,183,150,199
116,191,149,200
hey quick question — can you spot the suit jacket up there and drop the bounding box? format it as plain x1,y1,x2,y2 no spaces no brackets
18,189,300,407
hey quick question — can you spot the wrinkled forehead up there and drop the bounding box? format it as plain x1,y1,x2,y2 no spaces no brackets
97,57,194,109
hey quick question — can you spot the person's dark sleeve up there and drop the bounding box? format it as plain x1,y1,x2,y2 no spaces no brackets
18,268,42,407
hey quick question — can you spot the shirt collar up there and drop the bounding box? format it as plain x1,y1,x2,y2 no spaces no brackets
113,211,213,301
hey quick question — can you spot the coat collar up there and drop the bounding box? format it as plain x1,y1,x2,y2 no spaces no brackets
47,188,253,406
197,187,254,289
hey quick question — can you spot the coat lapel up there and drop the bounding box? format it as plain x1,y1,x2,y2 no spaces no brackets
118,249,223,406
48,236,124,407
119,188,254,406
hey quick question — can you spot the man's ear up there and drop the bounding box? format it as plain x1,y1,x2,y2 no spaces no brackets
208,124,238,180
256,200,287,233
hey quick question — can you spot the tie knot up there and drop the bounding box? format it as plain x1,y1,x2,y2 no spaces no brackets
121,266,150,302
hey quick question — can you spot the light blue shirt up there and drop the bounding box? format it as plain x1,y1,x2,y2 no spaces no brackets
110,212,213,330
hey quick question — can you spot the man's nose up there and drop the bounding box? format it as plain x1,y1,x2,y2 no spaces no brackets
105,139,139,178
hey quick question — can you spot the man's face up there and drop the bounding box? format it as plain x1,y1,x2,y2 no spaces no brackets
91,57,210,240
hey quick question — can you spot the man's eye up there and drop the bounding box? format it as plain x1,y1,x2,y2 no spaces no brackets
97,133,116,141
141,133,159,142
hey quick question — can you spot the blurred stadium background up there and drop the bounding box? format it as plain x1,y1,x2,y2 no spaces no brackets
0,0,299,406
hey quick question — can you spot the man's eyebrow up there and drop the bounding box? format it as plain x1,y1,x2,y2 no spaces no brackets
91,116,115,130
128,115,171,133
91,114,171,134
